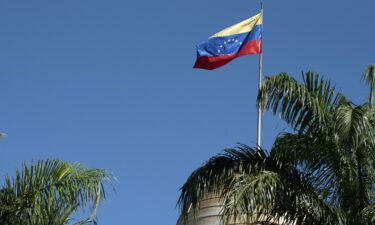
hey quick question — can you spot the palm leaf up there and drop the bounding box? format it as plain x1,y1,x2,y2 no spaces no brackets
0,159,113,225
257,71,342,134
178,146,342,225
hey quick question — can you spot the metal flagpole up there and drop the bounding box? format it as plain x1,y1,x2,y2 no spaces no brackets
256,1,263,148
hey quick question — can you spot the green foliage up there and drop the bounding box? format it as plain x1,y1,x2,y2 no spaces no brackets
178,68,375,225
0,159,113,225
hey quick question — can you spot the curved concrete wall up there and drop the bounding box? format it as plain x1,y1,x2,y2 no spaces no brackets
176,195,246,225
176,195,291,225
176,195,223,225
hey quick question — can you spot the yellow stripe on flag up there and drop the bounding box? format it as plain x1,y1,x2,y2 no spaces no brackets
210,13,262,38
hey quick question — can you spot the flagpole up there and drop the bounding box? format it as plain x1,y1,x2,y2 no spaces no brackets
256,1,263,148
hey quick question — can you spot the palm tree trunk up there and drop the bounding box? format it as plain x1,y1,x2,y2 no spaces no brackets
369,83,373,109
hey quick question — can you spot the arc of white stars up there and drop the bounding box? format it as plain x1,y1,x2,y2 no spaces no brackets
216,38,243,54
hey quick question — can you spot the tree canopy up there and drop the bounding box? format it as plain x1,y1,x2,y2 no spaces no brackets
0,159,113,225
178,69,375,225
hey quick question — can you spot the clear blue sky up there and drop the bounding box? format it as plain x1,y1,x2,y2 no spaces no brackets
0,0,374,224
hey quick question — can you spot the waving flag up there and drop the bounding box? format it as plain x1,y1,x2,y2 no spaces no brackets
194,13,262,70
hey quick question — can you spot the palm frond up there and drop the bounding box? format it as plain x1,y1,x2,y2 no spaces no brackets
361,205,375,224
222,149,342,225
0,159,113,225
177,145,272,220
258,71,342,133
178,146,343,225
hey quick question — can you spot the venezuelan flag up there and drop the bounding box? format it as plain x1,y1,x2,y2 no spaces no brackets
194,13,262,70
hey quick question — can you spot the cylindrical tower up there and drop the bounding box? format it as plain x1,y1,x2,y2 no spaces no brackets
176,194,248,225
176,194,224,225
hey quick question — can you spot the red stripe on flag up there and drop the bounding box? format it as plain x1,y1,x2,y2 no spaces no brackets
194,40,262,70
237,39,262,56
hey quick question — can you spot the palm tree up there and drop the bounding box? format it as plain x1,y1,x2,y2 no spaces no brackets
0,159,113,225
363,64,375,107
178,69,375,225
